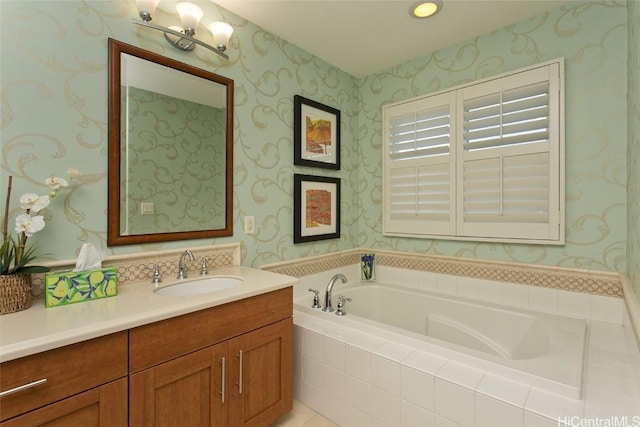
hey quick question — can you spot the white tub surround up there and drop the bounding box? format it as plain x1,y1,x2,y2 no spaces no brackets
263,248,628,336
308,282,586,399
291,268,640,426
622,274,640,347
0,265,296,362
294,313,640,427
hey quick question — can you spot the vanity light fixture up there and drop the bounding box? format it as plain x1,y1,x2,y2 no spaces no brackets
131,0,233,59
410,1,442,18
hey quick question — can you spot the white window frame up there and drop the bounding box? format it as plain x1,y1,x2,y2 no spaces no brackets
382,59,565,245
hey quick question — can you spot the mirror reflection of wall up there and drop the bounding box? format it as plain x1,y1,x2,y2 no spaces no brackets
119,84,226,235
110,46,231,242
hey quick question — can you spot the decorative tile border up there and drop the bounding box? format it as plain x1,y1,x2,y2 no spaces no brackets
262,248,623,298
31,245,623,299
105,245,239,285
30,243,240,297
260,250,359,278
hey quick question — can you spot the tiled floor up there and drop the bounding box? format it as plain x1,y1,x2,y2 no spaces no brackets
272,400,337,427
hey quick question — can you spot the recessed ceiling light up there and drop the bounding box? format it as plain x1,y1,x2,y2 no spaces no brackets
410,1,442,19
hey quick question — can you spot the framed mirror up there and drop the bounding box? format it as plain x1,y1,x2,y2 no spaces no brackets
107,39,233,245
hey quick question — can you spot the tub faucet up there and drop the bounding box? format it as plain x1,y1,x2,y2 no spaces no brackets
323,274,347,312
177,250,195,279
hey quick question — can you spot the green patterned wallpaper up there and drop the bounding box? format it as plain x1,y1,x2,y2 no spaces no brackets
122,87,226,235
359,1,629,273
0,0,359,264
628,0,640,298
0,1,635,286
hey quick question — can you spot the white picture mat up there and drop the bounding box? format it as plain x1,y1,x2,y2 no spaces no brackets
300,103,337,164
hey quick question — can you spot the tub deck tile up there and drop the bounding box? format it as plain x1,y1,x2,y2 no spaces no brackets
347,331,386,351
524,387,585,421
436,360,486,389
402,350,447,375
371,340,413,362
476,373,531,408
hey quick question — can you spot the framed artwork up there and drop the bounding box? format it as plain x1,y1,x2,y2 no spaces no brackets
294,174,341,243
294,95,341,170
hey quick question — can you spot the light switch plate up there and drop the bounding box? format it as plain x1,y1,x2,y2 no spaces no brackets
141,202,155,215
244,216,255,234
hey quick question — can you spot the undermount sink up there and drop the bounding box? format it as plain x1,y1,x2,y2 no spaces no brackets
154,276,242,296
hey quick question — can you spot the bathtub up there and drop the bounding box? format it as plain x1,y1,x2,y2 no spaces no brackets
294,281,586,399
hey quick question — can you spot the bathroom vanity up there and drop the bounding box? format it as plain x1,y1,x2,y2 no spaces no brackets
0,266,295,426
128,288,292,426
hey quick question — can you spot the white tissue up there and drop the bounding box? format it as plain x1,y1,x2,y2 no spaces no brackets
73,243,104,272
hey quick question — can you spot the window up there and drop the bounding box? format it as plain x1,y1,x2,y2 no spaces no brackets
383,59,564,244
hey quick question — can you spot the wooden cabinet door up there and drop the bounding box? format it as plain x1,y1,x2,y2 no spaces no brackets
0,378,127,427
228,318,293,427
129,342,228,427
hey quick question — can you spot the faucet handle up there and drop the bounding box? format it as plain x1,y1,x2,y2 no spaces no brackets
200,257,211,275
308,288,321,309
335,295,352,316
147,264,162,285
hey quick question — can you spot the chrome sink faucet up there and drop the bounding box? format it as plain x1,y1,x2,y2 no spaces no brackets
323,273,347,312
177,250,195,279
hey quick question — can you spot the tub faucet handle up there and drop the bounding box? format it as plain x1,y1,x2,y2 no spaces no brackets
147,264,162,285
335,295,352,316
308,289,321,309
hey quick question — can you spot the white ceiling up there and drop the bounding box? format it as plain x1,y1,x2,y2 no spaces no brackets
213,0,571,78
123,54,225,107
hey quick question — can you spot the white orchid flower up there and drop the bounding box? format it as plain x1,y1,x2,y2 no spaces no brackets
19,193,50,213
45,175,69,191
14,213,45,237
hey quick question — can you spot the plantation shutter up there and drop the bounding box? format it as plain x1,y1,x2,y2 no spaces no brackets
384,92,455,235
382,59,563,243
457,64,561,240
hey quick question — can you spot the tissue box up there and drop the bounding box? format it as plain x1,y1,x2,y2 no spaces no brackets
45,267,117,308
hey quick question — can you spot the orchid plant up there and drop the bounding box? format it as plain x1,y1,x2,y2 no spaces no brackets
1,168,80,275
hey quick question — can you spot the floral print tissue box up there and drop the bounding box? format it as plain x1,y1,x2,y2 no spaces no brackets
45,267,117,308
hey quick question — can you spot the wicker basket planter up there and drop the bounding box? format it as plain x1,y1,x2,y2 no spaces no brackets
0,273,32,315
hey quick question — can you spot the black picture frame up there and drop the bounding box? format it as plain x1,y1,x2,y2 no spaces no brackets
294,95,341,170
294,174,341,243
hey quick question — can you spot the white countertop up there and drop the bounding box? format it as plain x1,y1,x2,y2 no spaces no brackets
0,266,297,363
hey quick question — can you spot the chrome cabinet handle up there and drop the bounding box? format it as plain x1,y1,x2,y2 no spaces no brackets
219,356,226,403
236,350,243,394
0,378,47,398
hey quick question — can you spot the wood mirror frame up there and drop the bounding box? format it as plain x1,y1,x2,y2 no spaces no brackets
107,38,233,245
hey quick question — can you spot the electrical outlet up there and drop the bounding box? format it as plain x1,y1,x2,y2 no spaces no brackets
244,216,255,234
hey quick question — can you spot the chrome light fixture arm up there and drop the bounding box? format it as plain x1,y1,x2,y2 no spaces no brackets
131,18,229,59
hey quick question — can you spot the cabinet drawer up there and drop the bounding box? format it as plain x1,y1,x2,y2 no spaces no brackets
0,378,128,427
0,331,128,421
130,287,293,372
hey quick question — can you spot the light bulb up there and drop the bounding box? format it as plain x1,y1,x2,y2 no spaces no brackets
176,2,204,32
410,1,441,18
136,0,160,21
209,22,233,51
